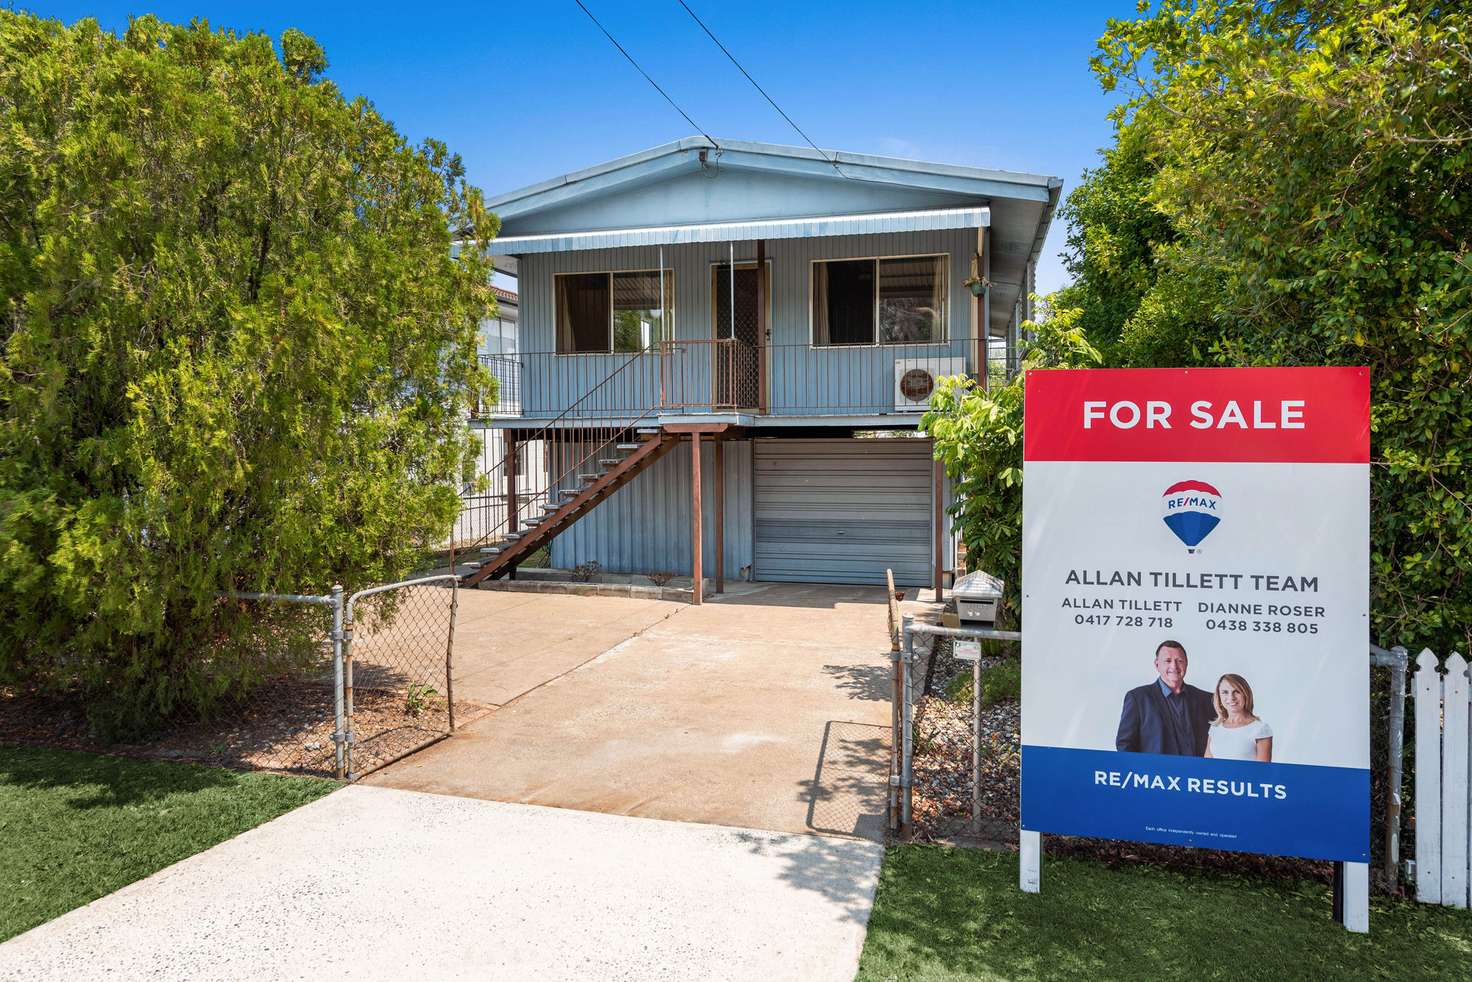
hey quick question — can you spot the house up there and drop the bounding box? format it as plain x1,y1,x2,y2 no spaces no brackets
457,137,1059,598
457,284,539,547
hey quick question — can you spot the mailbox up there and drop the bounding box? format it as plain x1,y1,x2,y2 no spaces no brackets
952,570,1004,627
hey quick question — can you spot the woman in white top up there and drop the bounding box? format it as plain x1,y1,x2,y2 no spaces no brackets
1203,673,1273,762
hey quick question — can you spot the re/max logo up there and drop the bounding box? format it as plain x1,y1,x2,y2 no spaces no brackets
1164,495,1218,511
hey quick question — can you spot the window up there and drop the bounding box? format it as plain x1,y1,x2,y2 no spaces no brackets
555,270,672,354
812,255,946,346
479,315,518,355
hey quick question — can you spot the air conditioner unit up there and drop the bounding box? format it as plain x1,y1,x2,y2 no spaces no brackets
894,358,965,412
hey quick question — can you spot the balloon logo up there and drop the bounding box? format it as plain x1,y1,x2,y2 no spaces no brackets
1161,480,1222,551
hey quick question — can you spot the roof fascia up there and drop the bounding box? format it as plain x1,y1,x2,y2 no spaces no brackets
488,143,702,219
714,138,1055,189
710,147,1051,203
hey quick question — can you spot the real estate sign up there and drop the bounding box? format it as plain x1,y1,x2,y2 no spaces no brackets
1020,367,1371,861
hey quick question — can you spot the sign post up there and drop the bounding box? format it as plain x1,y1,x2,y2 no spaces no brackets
1019,367,1371,931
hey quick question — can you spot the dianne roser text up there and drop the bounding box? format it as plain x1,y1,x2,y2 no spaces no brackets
1064,569,1320,592
1059,598,1326,618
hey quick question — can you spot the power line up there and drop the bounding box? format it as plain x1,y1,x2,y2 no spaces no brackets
572,0,720,151
675,0,849,180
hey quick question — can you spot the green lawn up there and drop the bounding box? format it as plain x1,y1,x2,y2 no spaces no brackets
858,845,1472,981
0,744,336,942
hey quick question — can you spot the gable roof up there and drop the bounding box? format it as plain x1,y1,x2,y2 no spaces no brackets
490,137,1057,216
489,137,1061,335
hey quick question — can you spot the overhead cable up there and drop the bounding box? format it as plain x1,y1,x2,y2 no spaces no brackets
675,0,849,180
573,0,721,150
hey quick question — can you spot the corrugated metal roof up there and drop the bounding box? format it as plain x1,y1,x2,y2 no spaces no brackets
487,137,1055,214
489,206,989,256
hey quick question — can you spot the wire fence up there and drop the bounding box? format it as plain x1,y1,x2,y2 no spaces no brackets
894,620,1021,847
344,575,460,779
151,588,345,778
134,578,460,782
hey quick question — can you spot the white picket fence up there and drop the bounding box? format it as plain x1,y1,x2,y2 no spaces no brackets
1415,649,1471,907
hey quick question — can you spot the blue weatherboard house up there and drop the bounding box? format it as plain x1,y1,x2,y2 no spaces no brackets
459,138,1059,599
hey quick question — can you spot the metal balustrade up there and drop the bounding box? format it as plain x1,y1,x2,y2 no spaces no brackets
471,341,994,421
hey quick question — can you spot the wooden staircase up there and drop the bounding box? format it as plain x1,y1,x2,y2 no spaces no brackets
459,426,678,587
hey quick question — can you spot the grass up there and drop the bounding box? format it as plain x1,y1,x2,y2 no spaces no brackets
858,845,1472,981
0,744,336,942
947,658,1022,706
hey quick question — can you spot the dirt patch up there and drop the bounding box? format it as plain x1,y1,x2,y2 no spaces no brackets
0,683,490,779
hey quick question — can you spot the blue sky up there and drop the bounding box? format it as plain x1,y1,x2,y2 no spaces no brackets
25,1,1135,294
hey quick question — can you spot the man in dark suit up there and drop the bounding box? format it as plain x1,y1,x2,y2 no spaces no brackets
1115,640,1216,756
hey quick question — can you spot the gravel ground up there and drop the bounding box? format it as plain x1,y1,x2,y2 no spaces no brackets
910,637,1021,843
911,694,1020,842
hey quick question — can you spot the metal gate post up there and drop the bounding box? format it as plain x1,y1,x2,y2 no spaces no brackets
446,579,459,732
343,598,356,781
331,584,345,780
972,648,981,834
1386,645,1408,886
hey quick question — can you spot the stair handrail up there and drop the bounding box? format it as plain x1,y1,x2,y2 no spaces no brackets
454,344,665,559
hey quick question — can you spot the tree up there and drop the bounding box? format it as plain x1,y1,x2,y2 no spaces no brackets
935,0,1471,653
1053,125,1185,365
1093,0,1472,652
0,13,497,732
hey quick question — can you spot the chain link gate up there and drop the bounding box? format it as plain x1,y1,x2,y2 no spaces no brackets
895,617,1022,842
343,574,460,780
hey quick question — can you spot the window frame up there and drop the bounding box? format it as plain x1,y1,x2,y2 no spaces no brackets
808,252,950,349
553,267,675,356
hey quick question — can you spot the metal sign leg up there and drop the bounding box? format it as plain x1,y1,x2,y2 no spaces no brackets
1020,830,1041,893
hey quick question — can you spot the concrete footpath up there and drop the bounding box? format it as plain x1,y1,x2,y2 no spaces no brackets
0,785,884,982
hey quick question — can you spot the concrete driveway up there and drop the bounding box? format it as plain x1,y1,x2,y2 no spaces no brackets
447,589,683,707
0,785,882,982
369,581,896,840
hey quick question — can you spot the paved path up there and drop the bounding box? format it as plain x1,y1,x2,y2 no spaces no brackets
0,785,883,982
369,582,897,840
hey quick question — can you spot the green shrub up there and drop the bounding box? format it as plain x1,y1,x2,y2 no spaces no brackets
923,304,1101,623
948,658,1022,707
0,13,496,734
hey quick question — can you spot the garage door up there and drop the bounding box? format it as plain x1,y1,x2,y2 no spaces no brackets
754,438,933,586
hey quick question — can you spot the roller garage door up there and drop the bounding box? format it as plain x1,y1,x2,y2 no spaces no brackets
753,438,933,586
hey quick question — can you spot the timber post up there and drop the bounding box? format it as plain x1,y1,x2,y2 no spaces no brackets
714,438,725,594
691,431,703,605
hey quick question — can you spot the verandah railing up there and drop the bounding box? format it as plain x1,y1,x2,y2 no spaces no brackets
455,338,982,560
475,341,980,420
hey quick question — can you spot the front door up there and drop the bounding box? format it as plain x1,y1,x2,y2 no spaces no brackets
712,263,766,409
